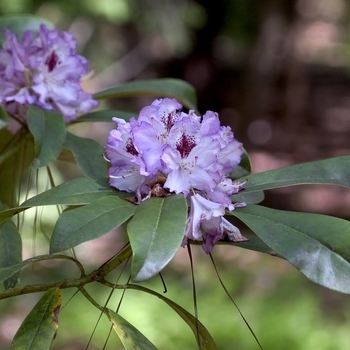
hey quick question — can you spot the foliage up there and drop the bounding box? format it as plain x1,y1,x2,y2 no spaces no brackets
1,14,350,350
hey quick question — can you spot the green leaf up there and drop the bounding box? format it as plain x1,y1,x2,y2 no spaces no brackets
127,195,188,281
11,288,61,350
93,78,198,111
0,219,22,289
22,177,115,207
0,15,54,43
0,105,9,130
27,106,66,168
240,155,350,193
231,205,350,294
231,190,265,205
126,284,218,350
0,177,117,226
73,110,135,123
0,130,34,207
106,309,158,350
50,195,136,253
64,132,108,178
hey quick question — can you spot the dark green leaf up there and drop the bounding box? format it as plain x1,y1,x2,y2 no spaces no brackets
64,132,108,179
11,288,61,350
231,190,265,205
0,130,34,207
73,110,135,123
0,15,54,43
240,156,350,193
231,205,350,294
0,218,22,289
127,195,187,281
22,177,115,207
127,284,218,350
106,309,158,350
0,177,117,226
0,105,8,130
93,78,198,111
27,107,66,168
0,254,76,284
50,195,136,253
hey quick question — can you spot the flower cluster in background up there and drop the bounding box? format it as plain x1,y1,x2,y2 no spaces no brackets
0,24,98,125
105,98,247,253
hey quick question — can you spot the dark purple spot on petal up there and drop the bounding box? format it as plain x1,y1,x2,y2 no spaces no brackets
126,138,138,156
176,133,196,158
45,51,59,72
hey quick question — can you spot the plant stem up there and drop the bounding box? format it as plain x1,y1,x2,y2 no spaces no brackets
0,246,132,301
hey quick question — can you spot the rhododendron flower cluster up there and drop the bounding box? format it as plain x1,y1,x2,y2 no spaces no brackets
105,98,247,253
0,24,98,123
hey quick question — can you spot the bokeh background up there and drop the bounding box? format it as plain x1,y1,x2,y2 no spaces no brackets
1,1,350,349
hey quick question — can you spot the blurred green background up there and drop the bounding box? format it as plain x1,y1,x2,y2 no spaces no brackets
1,0,350,349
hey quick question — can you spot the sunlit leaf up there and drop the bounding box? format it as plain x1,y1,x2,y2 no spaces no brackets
127,195,187,281
64,132,108,178
0,218,22,289
73,110,135,123
231,205,350,294
27,106,66,168
106,309,158,350
50,195,136,253
11,288,61,350
240,156,350,193
126,284,218,350
93,78,198,111
0,15,54,43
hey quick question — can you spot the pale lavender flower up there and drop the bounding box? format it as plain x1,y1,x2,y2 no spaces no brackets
0,24,98,124
184,193,247,254
105,98,247,251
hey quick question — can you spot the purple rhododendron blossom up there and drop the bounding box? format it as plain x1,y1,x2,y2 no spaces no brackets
105,97,247,253
0,24,99,126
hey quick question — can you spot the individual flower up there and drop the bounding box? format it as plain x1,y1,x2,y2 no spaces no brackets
184,193,247,254
105,98,247,252
0,24,99,125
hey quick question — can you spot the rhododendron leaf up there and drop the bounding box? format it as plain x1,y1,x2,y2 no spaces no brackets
27,106,66,168
94,78,197,111
0,255,78,284
0,104,8,129
232,205,350,294
231,190,264,205
0,217,22,289
74,110,134,123
22,177,116,207
11,288,61,350
128,195,187,281
106,310,158,350
240,156,350,193
64,132,108,179
0,177,120,226
0,14,54,43
50,195,136,253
